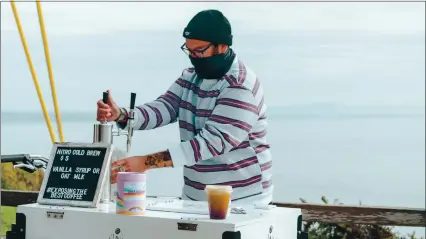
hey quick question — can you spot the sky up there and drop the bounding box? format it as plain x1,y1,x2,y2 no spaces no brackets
1,1,425,112
1,1,425,36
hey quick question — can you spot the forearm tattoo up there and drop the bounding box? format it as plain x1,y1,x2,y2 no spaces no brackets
144,150,174,169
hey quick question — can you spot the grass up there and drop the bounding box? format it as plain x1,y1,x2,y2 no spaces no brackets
1,206,17,236
1,163,44,236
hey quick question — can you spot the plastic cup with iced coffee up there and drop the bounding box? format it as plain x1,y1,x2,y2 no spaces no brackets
205,185,233,220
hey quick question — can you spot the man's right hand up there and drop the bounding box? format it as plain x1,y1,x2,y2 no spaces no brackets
97,90,121,122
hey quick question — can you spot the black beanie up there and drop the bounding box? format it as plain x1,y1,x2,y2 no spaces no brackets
183,9,233,46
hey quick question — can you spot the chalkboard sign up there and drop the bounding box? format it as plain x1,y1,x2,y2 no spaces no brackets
37,142,113,208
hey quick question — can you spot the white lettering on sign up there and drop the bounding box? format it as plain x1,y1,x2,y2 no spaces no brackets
60,155,69,161
72,149,85,156
56,149,72,155
75,167,91,173
86,150,101,156
73,174,85,180
92,168,100,174
61,173,71,179
46,187,88,200
52,166,72,173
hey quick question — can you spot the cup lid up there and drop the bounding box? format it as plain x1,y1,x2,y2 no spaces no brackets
204,185,233,192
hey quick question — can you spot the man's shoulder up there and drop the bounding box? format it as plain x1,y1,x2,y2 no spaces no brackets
224,60,260,93
181,67,195,76
180,67,196,81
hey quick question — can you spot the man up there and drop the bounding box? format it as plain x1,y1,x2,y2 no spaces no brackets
97,9,272,205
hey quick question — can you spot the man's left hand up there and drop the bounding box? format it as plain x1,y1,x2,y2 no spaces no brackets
110,150,174,183
111,156,147,183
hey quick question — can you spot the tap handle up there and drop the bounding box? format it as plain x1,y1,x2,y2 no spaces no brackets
103,91,109,104
130,92,136,110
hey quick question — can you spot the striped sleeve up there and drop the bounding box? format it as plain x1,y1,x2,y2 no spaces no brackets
168,86,259,167
117,76,183,131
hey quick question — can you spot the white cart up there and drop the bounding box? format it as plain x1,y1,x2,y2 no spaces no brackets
6,198,303,239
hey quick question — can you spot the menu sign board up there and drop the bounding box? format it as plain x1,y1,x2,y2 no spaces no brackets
37,142,113,208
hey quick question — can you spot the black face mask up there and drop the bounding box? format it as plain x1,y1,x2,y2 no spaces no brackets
189,48,236,80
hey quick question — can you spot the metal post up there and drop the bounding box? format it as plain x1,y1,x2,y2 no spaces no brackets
93,123,113,204
94,92,114,205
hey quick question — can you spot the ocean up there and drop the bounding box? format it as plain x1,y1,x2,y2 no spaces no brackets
1,29,425,236
1,112,425,236
1,111,425,207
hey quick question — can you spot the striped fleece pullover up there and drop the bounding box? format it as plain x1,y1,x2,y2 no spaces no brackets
119,56,273,204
